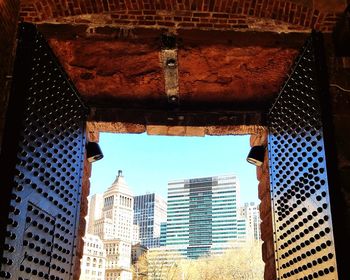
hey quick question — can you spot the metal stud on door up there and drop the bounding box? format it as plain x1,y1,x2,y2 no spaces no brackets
0,23,87,279
268,34,339,280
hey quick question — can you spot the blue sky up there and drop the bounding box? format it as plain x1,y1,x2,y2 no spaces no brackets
90,133,259,203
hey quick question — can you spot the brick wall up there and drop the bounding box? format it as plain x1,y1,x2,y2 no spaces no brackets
19,0,343,32
250,130,276,280
0,0,20,153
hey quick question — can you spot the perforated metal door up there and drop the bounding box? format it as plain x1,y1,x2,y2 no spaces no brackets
0,24,87,279
268,34,339,280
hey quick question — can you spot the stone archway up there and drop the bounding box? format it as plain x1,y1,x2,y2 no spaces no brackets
83,122,271,279
1,1,350,279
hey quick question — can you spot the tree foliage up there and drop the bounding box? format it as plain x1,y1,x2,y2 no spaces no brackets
132,242,264,280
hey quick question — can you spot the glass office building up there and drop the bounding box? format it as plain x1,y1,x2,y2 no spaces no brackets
133,193,167,248
166,174,245,259
160,222,167,247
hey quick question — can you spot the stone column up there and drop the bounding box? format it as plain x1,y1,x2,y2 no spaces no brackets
73,127,94,280
250,129,276,280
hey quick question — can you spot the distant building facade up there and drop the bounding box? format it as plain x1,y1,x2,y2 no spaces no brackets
131,243,148,264
159,222,167,247
90,170,134,280
132,223,140,245
94,170,134,241
237,218,248,242
79,234,106,280
166,174,245,259
133,193,167,248
86,193,103,234
104,239,132,280
239,202,261,240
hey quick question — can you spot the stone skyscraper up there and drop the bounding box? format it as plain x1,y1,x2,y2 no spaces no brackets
92,170,134,280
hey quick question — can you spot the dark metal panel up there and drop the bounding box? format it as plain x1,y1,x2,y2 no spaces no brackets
0,23,86,280
268,34,339,280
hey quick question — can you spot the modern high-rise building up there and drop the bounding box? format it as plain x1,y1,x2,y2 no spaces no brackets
239,202,261,240
79,234,106,280
92,170,134,280
159,222,167,247
237,218,248,242
133,193,167,248
166,174,245,259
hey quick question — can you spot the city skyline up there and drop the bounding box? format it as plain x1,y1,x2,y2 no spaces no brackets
83,170,262,279
90,133,259,203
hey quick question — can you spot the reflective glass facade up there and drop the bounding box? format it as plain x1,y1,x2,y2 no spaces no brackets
160,222,167,247
166,174,245,259
133,193,167,248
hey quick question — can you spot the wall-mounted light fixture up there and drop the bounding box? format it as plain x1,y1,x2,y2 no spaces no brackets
246,145,265,167
86,142,104,163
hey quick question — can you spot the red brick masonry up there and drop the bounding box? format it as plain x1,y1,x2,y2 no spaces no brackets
20,0,343,32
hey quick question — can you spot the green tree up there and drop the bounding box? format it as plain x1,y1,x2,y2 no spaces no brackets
134,242,264,280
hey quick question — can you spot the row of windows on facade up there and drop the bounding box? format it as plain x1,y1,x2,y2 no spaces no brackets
86,249,104,256
85,259,104,268
85,242,103,249
105,243,131,253
105,194,132,208
84,270,103,276
106,272,121,280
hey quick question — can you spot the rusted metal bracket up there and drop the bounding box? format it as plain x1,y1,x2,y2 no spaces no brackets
160,34,179,104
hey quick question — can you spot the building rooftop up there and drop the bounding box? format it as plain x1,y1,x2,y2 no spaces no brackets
105,170,133,197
